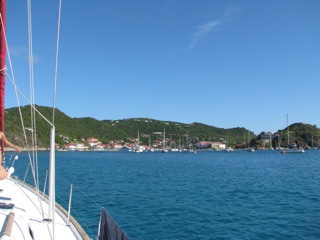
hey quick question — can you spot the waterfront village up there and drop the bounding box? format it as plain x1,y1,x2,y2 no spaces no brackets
57,132,276,152
60,137,229,152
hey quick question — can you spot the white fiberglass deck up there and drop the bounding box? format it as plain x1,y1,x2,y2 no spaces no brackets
0,178,89,240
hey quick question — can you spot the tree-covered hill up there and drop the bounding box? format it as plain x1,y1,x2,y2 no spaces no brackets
3,105,320,149
275,123,320,148
4,105,252,148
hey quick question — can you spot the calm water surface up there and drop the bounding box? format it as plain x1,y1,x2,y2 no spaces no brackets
12,150,320,239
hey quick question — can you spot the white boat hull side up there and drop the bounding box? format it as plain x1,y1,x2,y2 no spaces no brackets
0,178,90,240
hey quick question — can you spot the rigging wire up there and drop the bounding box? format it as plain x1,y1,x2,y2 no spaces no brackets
3,2,93,238
2,2,101,239
1,3,111,239
1,0,45,217
0,11,40,190
52,0,62,125
27,0,40,195
56,176,104,238
1,0,63,219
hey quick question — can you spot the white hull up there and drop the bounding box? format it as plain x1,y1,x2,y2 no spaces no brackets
225,147,234,152
0,177,89,239
280,149,305,154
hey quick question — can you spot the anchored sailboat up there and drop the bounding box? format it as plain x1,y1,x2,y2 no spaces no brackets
162,128,168,153
281,114,305,154
133,130,144,153
0,1,128,239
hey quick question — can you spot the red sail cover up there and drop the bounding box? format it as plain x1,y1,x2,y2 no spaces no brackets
0,0,5,153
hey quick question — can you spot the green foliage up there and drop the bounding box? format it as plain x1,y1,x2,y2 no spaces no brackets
275,123,320,148
4,105,253,148
5,105,320,149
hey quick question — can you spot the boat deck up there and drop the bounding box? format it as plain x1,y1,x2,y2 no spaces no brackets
0,178,89,239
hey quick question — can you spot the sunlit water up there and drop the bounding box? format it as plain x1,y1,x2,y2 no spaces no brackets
11,150,320,239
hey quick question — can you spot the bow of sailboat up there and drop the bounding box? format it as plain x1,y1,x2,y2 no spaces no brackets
0,177,91,239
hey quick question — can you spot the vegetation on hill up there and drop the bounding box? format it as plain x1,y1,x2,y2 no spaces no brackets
3,105,320,149
275,123,320,148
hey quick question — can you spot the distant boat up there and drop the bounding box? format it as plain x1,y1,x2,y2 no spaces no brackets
225,147,234,152
146,134,155,152
181,148,196,153
281,114,305,154
162,128,168,153
310,136,317,149
224,133,233,152
281,148,305,154
133,130,144,153
269,133,274,150
246,132,254,152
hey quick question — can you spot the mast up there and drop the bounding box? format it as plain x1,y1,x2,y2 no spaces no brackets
287,113,289,147
163,128,165,149
0,0,6,158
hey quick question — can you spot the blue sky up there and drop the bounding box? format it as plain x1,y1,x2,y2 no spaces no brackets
5,0,320,134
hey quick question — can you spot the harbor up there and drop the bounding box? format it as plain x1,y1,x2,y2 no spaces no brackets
12,149,320,239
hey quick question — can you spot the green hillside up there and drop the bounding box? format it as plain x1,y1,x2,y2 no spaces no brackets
4,105,252,148
3,105,320,149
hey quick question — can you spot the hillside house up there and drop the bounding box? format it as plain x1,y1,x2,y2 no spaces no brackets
87,137,101,147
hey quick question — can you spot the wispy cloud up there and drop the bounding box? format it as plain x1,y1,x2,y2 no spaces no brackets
187,20,221,50
9,46,27,56
186,5,239,50
10,46,39,64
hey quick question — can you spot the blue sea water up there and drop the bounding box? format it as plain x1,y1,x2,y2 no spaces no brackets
10,150,320,239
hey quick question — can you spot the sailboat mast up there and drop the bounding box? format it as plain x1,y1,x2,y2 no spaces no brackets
0,0,6,157
287,113,289,146
163,128,165,148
